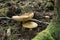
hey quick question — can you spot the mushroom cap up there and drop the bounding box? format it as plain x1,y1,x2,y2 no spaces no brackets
22,22,38,28
12,12,34,21
44,16,50,19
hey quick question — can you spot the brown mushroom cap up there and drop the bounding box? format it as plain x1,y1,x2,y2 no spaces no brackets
12,12,34,21
22,22,38,28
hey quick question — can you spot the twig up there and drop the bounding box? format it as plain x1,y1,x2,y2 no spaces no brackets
30,19,49,24
0,17,49,24
0,17,12,19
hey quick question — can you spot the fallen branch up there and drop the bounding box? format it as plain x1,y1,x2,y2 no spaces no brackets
30,19,49,24
0,17,49,24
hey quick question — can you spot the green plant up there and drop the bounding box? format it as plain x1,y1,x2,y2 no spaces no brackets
45,2,54,8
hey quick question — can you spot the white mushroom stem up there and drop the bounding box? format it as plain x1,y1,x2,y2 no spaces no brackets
29,28,33,31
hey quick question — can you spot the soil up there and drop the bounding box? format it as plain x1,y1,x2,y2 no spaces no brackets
0,0,54,40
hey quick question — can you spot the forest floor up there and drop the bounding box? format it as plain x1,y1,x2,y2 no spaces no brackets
0,0,54,40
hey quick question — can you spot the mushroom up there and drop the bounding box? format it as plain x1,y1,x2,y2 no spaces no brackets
6,28,11,37
12,12,34,21
22,21,38,31
43,15,50,19
43,15,50,22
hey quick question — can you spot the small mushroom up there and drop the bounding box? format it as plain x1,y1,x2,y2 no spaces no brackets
43,15,50,19
6,28,11,37
12,12,34,21
22,21,38,31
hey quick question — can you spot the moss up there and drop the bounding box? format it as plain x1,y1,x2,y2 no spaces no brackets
0,8,8,16
45,2,54,8
0,8,8,12
32,30,54,40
